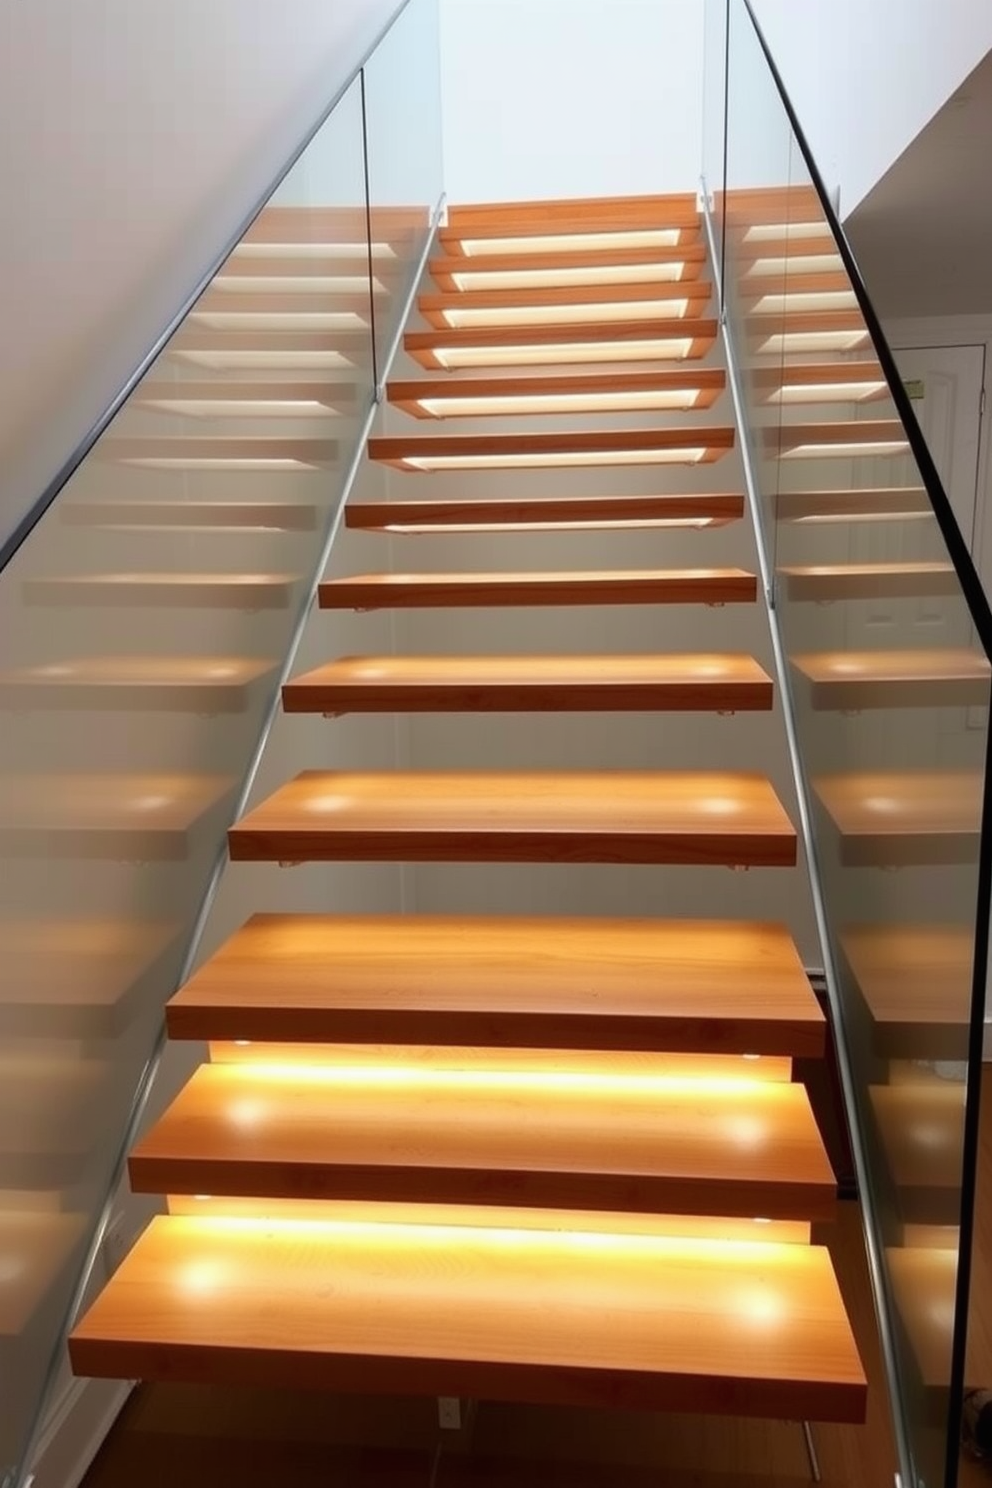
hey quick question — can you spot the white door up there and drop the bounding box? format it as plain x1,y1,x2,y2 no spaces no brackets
891,342,985,555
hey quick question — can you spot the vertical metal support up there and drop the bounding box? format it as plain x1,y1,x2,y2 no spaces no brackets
698,189,917,1488
359,68,380,395
801,1421,822,1483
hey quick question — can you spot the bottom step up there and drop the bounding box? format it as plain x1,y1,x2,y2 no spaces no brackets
69,1213,866,1422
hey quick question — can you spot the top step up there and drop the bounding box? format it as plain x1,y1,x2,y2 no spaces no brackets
430,243,709,293
440,195,701,257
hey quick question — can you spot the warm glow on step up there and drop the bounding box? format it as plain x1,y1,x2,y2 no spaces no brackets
415,388,703,417
191,311,366,332
772,381,887,405
140,398,335,419
752,291,858,314
231,241,396,260
431,337,695,368
746,254,843,276
759,330,870,355
458,229,684,256
450,262,687,291
378,515,721,533
782,440,909,460
743,222,832,243
439,299,691,329
391,446,710,472
211,274,385,294
172,350,353,370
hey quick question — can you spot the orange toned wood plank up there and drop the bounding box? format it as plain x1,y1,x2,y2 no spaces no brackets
777,487,931,522
0,1210,87,1337
870,1082,964,1225
0,918,180,1038
132,380,355,412
69,1214,865,1420
318,569,757,611
768,421,905,456
241,204,424,244
167,915,822,1057
429,243,708,291
218,254,377,278
404,317,717,370
887,1243,957,1395
227,771,797,868
417,281,712,329
194,288,372,317
100,438,337,468
166,1196,810,1246
386,369,726,418
744,271,854,297
24,574,299,610
752,361,885,397
749,310,869,341
0,773,236,861
131,1061,835,1221
812,771,982,868
0,657,277,713
840,924,972,1061
446,195,702,233
282,654,773,716
779,563,956,602
60,502,318,530
791,649,990,710
366,427,734,471
723,185,823,228
344,493,743,531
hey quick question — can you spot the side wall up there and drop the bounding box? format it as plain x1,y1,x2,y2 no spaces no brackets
0,0,400,549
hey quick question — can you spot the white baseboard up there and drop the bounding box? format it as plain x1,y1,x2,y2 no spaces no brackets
26,1375,133,1488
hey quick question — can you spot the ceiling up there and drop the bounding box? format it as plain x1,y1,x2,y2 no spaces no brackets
845,45,992,321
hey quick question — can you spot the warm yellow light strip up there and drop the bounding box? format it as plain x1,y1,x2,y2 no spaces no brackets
118,456,314,471
380,516,720,533
451,263,686,291
758,331,869,356
752,290,858,314
232,241,396,260
790,509,933,526
433,338,694,369
441,299,691,329
211,274,385,294
772,382,887,405
171,350,353,370
210,1061,777,1096
417,389,702,417
783,440,910,459
191,311,366,332
746,253,843,276
399,447,709,472
743,221,832,243
458,228,683,256
142,399,333,419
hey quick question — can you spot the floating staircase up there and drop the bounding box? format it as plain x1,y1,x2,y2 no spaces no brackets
68,194,868,1424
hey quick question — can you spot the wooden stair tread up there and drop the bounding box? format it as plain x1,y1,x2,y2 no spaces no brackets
870,1081,963,1196
886,1244,956,1393
68,1213,866,1420
167,914,823,1057
228,771,797,867
840,924,971,1058
0,1210,88,1337
24,574,299,609
418,281,713,330
318,569,757,610
790,649,990,709
812,771,981,867
777,487,930,522
0,773,236,860
133,381,355,415
344,493,743,531
131,1060,835,1220
404,317,717,370
386,369,726,417
282,653,773,714
367,428,735,471
768,420,906,457
779,563,956,601
445,194,701,233
100,438,337,469
428,243,708,292
60,502,318,530
0,657,277,712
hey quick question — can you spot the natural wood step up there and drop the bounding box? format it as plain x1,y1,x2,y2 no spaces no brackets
130,1058,836,1220
0,657,278,713
99,438,337,470
228,771,797,868
445,194,702,233
840,924,971,1060
318,569,757,611
812,771,981,867
779,563,957,602
168,327,368,372
366,428,734,472
429,243,708,293
24,574,299,610
753,361,886,405
0,773,236,861
344,493,743,531
60,502,318,531
790,649,990,710
768,421,907,460
749,312,870,356
193,288,372,319
68,1212,866,1421
386,369,726,418
132,381,355,417
776,487,930,523
418,282,712,330
870,1081,963,1224
282,654,773,715
887,1243,956,1395
1,1210,88,1338
404,317,718,370
167,914,823,1057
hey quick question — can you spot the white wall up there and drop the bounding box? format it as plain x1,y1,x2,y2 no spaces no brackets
749,0,992,217
0,0,402,551
438,0,703,205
